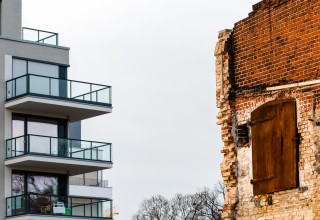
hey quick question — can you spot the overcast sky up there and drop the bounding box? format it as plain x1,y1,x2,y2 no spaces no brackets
23,0,258,219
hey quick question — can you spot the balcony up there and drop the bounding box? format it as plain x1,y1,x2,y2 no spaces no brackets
22,27,59,46
5,74,112,121
6,194,112,219
69,177,112,199
5,135,113,175
69,177,109,188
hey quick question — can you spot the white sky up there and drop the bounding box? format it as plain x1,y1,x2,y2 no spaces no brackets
23,1,258,219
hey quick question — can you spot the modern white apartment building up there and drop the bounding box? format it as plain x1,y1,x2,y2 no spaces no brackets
1,0,113,219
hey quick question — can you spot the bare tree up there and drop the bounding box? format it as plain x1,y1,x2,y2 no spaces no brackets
171,193,203,220
132,195,175,220
197,184,224,220
132,182,225,220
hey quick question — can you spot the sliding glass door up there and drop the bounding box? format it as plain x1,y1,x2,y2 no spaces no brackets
11,171,67,214
12,114,67,156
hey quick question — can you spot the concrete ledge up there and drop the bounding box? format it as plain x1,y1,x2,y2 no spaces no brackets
5,155,112,175
0,35,70,50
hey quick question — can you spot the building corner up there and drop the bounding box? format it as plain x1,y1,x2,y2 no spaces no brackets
214,29,238,220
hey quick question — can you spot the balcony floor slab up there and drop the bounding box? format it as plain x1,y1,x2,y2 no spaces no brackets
5,96,112,121
69,185,112,199
5,155,112,175
5,214,112,220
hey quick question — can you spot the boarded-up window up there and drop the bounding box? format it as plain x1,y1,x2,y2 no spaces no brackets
251,99,298,195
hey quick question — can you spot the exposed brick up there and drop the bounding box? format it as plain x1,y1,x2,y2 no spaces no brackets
215,0,320,219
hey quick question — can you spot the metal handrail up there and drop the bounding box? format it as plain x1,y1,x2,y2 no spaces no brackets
72,87,110,99
22,27,59,46
7,74,111,91
69,177,109,187
6,193,112,218
5,74,112,105
6,133,111,145
6,134,112,162
23,27,58,35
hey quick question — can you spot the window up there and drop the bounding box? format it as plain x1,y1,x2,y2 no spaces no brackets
11,59,68,99
11,114,68,156
251,99,298,195
12,171,67,196
12,171,68,214
12,58,67,79
12,114,67,138
71,171,103,186
12,59,27,78
27,175,58,195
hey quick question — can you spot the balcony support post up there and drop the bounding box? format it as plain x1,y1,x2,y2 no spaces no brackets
90,142,93,160
90,84,92,102
26,75,30,94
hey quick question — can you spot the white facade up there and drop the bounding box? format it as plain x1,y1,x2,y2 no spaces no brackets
0,1,113,219
69,185,112,199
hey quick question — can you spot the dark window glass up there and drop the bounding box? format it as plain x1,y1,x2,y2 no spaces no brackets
27,175,58,195
68,121,81,139
12,174,25,196
12,171,67,196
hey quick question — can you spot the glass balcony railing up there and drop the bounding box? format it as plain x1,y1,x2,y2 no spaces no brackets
6,194,112,218
6,74,112,106
69,177,109,188
6,135,112,162
22,27,58,46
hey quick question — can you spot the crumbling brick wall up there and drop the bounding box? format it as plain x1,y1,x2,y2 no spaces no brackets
215,0,320,219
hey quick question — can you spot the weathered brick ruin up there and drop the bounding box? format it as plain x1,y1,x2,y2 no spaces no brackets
215,0,320,219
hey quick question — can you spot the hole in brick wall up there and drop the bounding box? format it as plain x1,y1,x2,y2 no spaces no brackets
299,186,308,193
237,125,249,147
267,195,273,205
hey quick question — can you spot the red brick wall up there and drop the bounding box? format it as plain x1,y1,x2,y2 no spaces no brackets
233,0,320,92
215,1,320,219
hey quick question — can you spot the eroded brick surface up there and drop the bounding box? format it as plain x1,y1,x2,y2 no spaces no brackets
215,0,320,219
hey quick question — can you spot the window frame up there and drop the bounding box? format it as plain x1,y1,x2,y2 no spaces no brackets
12,113,68,139
12,57,68,80
12,170,68,197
